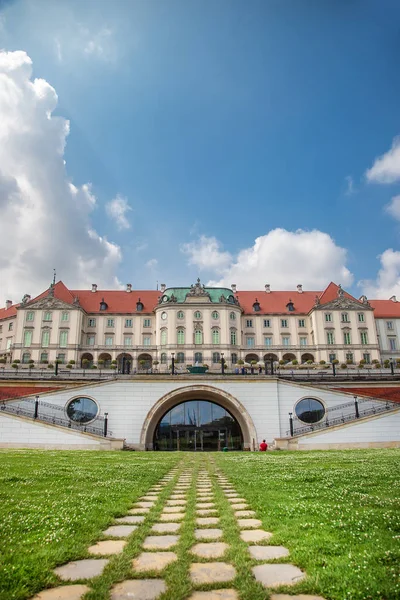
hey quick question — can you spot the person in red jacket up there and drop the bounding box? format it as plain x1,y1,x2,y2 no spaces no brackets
259,439,268,451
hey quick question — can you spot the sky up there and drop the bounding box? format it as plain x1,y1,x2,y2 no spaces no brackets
1,0,400,302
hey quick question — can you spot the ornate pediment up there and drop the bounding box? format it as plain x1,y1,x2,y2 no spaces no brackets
20,296,77,311
186,278,211,300
314,296,372,311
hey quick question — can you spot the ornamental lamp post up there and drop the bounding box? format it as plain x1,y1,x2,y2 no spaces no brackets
103,412,108,437
354,395,360,419
390,357,395,376
34,395,39,419
171,352,175,376
221,352,225,375
289,412,294,437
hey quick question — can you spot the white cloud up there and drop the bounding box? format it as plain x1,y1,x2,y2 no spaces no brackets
0,50,122,302
180,235,232,273
345,175,355,196
82,27,114,60
145,259,158,269
385,195,400,221
366,137,400,184
54,38,63,62
105,195,132,230
360,249,400,299
182,229,353,290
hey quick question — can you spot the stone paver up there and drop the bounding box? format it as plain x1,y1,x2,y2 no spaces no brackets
32,585,90,600
141,496,159,501
196,502,215,509
194,528,223,540
152,522,181,533
197,509,218,516
142,535,179,549
170,494,186,499
190,562,236,585
54,559,109,581
115,515,145,524
102,525,137,538
228,498,246,504
237,519,262,529
135,502,155,508
191,542,228,558
160,512,185,521
88,540,127,555
248,546,290,560
197,495,213,501
166,499,186,506
133,551,177,572
240,529,273,543
270,596,327,600
196,517,220,526
234,510,256,518
187,591,239,600
163,506,185,513
110,579,166,600
252,564,305,588
129,507,150,515
229,503,248,510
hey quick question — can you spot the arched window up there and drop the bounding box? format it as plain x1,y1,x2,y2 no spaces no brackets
194,352,203,364
230,312,236,320
212,352,220,364
40,352,48,363
195,330,203,344
161,352,167,364
22,352,30,364
177,329,185,345
231,353,238,365
177,352,185,364
177,311,184,319
230,329,237,345
212,329,220,344
161,329,167,346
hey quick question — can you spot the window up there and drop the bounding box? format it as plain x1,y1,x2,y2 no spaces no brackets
106,318,114,327
177,311,184,319
363,353,371,364
300,337,307,346
246,319,253,328
87,335,95,346
6,338,11,350
389,338,397,351
343,332,351,345
23,330,32,347
61,312,69,322
8,322,13,331
0,325,2,333
281,319,288,328
358,313,365,323
143,319,151,327
26,312,34,322
161,330,167,345
264,337,272,346
341,313,349,323
230,330,237,345
212,329,220,344
295,398,325,424
58,354,66,364
346,352,353,362
325,313,332,322
282,336,290,346
230,312,236,320
231,353,238,364
42,330,50,347
177,352,185,364
212,352,220,363
287,302,294,312
263,319,271,328
327,332,335,345
177,329,185,345
329,353,336,363
194,311,202,319
195,330,203,344
105,336,113,346
59,331,68,347
194,352,203,363
66,397,98,424
88,318,96,327
212,311,219,320
360,332,368,345
246,337,255,347
143,336,151,346
298,319,305,328
43,312,52,321
124,336,132,346
22,352,30,364
387,321,394,330
125,319,133,327
161,352,167,364
40,352,48,363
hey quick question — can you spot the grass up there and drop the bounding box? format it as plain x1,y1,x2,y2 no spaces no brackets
215,448,400,600
0,449,399,600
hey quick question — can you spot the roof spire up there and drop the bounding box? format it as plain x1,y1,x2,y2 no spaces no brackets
52,268,56,286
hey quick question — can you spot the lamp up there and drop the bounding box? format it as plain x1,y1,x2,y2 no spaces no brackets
354,395,359,419
221,352,225,375
171,352,175,376
289,412,294,437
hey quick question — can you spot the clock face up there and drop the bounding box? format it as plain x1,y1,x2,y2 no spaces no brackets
162,295,168,303
161,312,167,320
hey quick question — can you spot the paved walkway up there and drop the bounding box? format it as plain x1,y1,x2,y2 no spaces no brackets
32,457,326,600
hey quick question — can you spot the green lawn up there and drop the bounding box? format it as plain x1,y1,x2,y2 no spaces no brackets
215,448,400,600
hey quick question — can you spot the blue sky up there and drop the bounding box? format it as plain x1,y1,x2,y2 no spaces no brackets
1,0,400,300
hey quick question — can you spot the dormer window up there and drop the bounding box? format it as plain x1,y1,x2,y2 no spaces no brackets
99,298,108,311
286,300,294,312
253,299,261,312
136,299,144,312
228,295,235,304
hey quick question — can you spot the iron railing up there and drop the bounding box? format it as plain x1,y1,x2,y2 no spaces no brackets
0,397,112,437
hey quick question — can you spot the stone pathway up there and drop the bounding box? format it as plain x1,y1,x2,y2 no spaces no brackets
31,460,327,600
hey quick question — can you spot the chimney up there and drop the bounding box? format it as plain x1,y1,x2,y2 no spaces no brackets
297,284,303,293
91,284,97,293
160,283,166,293
231,284,237,293
390,295,397,302
265,284,271,293
126,283,132,293
5,300,12,310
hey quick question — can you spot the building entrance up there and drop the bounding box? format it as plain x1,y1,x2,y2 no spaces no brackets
153,399,243,451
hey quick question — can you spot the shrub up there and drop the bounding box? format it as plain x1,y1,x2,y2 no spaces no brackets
41,359,49,364
28,359,34,364
186,364,193,368
66,364,73,369
346,359,353,365
319,360,326,365
203,364,209,370
11,363,18,369
372,359,379,364
279,360,285,365
332,359,339,365
237,359,244,365
340,363,347,369
111,359,117,365
306,359,313,365
91,365,98,369
0,358,6,365
292,359,298,365
374,362,381,368
48,364,54,369
384,360,390,368
153,360,159,365
111,365,117,370
359,359,366,365
14,359,20,364
97,360,105,367
359,363,364,369
55,359,62,365
69,360,76,365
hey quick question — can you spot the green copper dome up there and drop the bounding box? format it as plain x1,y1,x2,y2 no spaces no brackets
159,279,238,305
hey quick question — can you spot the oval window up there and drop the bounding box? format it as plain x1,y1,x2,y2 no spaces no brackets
177,311,184,319
295,398,325,424
194,311,202,319
212,311,219,319
230,312,236,320
66,397,98,423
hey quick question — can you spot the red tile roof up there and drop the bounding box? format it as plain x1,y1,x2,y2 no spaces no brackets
317,281,356,304
335,387,400,404
234,291,318,315
0,386,59,401
0,304,18,321
368,300,400,318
